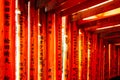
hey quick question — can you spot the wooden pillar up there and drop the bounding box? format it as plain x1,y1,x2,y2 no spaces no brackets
0,0,5,79
117,46,120,76
104,43,109,80
46,12,56,80
30,1,38,79
70,21,79,80
24,4,29,80
98,37,104,80
81,30,88,80
66,16,72,80
55,14,62,80
38,8,47,80
18,0,28,79
87,32,90,80
89,33,98,80
96,34,101,80
1,0,15,79
78,29,82,80
110,44,118,78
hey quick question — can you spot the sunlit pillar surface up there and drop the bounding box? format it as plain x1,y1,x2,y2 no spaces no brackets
78,29,82,80
28,1,30,80
108,44,111,79
38,9,41,80
15,0,20,79
108,44,112,78
62,16,68,80
87,34,91,80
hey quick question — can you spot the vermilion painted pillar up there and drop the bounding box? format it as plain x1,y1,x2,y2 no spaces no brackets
117,47,120,75
3,0,15,79
66,16,72,80
98,37,104,80
104,43,109,79
78,29,83,80
19,0,28,79
39,8,47,80
9,0,15,79
110,44,118,78
46,12,56,80
30,2,38,79
55,14,62,80
32,9,38,80
0,0,5,79
89,33,98,80
95,35,100,80
81,31,88,80
23,5,29,80
71,21,79,80
87,32,91,80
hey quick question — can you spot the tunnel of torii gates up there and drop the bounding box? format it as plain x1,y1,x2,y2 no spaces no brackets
0,0,120,80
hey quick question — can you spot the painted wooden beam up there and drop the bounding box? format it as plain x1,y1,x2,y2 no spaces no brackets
45,0,67,12
78,14,120,30
60,0,107,16
54,0,86,13
73,0,120,21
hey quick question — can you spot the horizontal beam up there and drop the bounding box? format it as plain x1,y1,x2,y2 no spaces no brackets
73,0,120,21
98,27,120,34
60,0,107,16
45,0,67,12
55,0,86,13
105,37,120,43
35,0,52,8
78,14,120,28
100,31,120,43
77,14,120,33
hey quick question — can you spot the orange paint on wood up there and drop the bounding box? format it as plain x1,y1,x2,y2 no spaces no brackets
18,0,29,79
81,31,88,80
46,12,56,80
3,0,15,79
55,14,62,80
0,0,5,79
71,21,79,80
30,7,38,80
65,16,72,80
40,8,47,80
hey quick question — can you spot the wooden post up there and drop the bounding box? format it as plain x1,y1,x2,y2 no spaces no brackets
30,2,38,79
3,0,15,79
46,12,56,80
55,14,62,80
0,0,5,79
39,8,47,80
71,21,79,80
66,16,72,80
81,30,88,80
18,0,29,79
